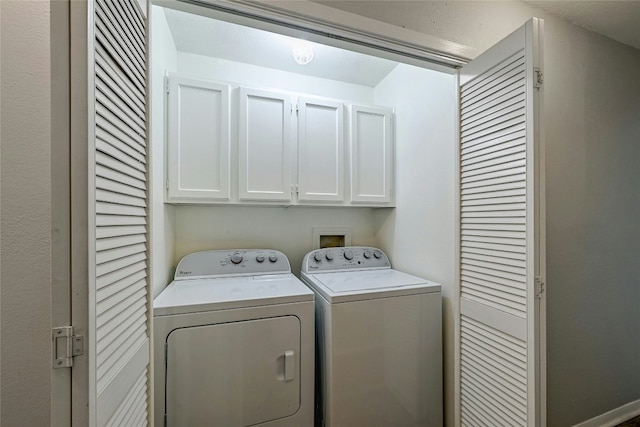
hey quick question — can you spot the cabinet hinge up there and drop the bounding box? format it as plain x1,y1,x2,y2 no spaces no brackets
165,79,170,94
166,179,170,190
291,184,299,196
535,276,545,299
52,326,84,369
534,67,543,88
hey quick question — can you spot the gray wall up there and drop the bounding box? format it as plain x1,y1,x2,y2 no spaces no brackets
0,0,53,424
315,1,640,425
544,19,640,425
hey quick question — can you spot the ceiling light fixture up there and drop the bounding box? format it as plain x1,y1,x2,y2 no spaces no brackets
292,41,314,65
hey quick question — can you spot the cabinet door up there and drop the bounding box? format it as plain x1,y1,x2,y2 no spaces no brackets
297,97,344,202
167,75,230,202
349,104,394,205
239,88,293,202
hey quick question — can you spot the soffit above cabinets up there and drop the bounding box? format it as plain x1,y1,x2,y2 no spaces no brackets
162,7,400,87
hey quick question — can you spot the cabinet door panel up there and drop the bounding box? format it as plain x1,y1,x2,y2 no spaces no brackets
167,75,230,202
349,105,394,204
239,88,292,202
298,97,344,202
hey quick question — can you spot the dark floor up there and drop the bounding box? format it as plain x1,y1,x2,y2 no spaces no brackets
617,415,640,427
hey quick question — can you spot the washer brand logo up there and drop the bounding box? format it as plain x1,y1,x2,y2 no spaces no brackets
179,271,192,275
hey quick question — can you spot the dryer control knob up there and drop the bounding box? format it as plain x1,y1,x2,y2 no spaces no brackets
373,251,382,259
313,253,323,263
231,253,244,264
343,250,354,260
256,255,265,263
363,250,372,259
325,253,334,261
269,254,278,263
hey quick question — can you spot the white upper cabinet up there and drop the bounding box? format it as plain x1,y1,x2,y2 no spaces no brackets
166,74,230,203
349,104,394,205
297,97,345,203
239,87,293,202
165,75,394,206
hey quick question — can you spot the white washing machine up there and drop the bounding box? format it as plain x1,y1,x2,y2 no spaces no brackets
301,247,442,427
154,249,314,427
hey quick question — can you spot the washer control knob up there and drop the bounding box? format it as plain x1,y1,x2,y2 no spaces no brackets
231,253,244,264
256,255,265,263
313,253,323,263
269,254,278,263
373,251,382,259
325,253,334,261
343,250,354,260
363,250,372,259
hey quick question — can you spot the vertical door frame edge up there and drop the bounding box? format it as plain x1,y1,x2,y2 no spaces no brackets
453,71,462,427
532,17,547,427
525,17,547,427
51,0,72,424
69,0,91,425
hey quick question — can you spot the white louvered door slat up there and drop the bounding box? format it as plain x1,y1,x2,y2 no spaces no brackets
457,18,545,427
90,0,149,426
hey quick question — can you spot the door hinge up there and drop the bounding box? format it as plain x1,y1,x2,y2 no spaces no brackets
52,326,84,369
165,79,170,94
534,67,543,88
166,179,170,190
535,276,545,299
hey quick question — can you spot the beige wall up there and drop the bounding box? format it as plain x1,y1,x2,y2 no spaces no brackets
0,1,52,425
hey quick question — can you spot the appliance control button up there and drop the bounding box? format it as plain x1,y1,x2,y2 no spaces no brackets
325,253,334,261
343,250,354,260
256,255,265,263
373,251,382,259
363,250,372,259
269,254,278,263
231,253,244,264
313,253,323,263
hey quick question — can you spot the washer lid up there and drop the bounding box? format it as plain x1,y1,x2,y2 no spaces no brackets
154,274,313,316
303,269,441,303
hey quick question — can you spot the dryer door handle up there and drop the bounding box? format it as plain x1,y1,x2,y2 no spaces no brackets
284,350,295,382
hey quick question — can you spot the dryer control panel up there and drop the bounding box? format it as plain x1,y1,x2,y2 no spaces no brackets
301,247,391,272
175,249,291,280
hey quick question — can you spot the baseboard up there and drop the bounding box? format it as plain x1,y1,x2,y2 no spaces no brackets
573,399,640,427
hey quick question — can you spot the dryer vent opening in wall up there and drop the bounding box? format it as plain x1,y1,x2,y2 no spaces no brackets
321,235,344,248
313,227,351,249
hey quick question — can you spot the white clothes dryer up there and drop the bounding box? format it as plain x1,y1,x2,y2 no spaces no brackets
301,247,442,427
154,249,314,427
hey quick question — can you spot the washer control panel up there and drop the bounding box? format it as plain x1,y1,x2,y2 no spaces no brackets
174,249,290,280
302,247,390,272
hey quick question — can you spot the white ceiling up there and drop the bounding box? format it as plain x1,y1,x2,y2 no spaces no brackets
163,8,399,87
525,1,640,50
163,1,640,85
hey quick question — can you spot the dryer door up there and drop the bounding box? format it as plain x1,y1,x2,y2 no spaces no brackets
165,316,301,426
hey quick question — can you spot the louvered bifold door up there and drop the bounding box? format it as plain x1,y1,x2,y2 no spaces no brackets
457,19,544,427
91,0,149,426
